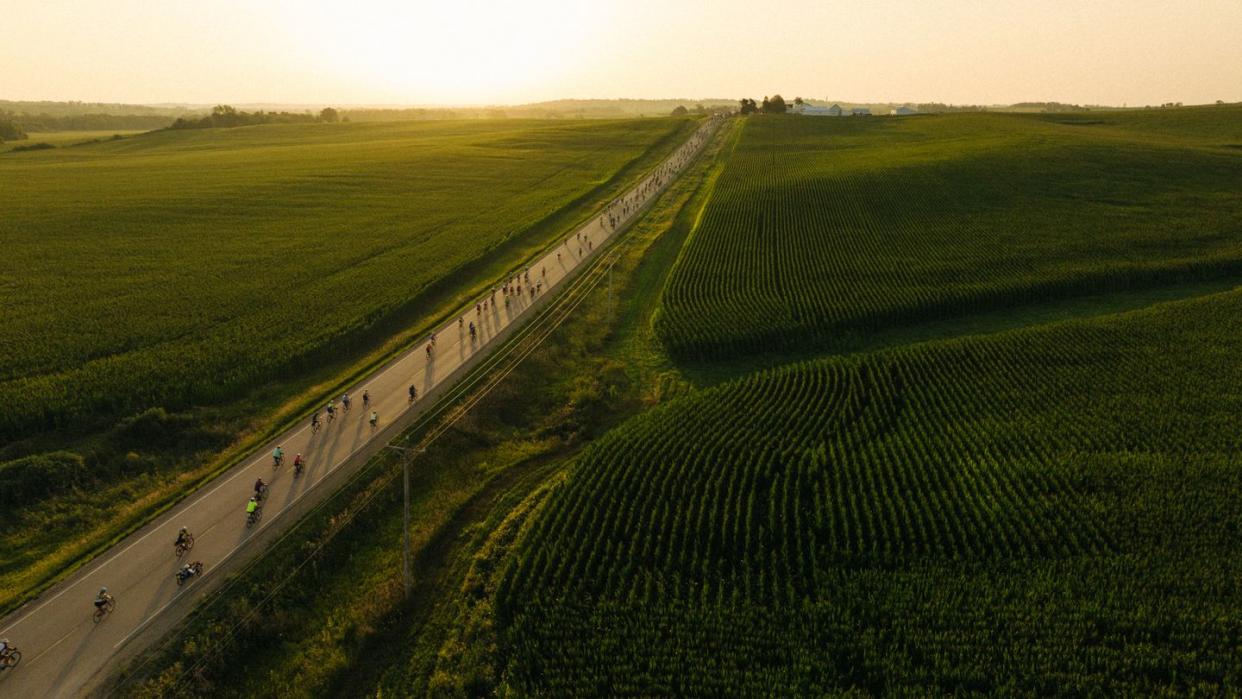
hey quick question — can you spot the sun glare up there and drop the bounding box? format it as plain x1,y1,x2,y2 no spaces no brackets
289,0,607,104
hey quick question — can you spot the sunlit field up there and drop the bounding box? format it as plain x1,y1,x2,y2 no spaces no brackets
0,117,690,442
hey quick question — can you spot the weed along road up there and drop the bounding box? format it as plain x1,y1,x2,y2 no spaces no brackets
0,117,719,698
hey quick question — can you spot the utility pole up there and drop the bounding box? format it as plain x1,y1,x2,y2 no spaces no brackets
384,442,423,596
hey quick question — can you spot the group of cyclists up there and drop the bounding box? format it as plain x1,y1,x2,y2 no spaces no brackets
0,122,721,670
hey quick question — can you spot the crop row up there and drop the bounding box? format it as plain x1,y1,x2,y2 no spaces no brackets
657,114,1242,361
495,287,1242,693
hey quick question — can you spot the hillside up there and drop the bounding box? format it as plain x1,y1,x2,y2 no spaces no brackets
656,107,1242,362
495,288,1242,695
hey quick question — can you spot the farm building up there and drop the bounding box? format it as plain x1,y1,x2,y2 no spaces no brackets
890,106,917,116
828,104,843,116
799,105,835,116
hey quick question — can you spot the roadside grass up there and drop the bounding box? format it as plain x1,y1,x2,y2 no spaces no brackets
109,119,732,697
0,117,696,615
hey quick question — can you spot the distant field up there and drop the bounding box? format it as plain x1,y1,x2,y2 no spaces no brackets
497,288,1242,695
0,118,691,441
657,106,1242,361
0,130,147,152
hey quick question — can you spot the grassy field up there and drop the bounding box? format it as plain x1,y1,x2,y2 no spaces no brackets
0,130,148,152
0,116,695,612
656,106,1242,362
0,118,689,442
496,288,1242,695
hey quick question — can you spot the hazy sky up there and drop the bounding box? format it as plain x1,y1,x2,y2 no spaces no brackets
4,0,1240,106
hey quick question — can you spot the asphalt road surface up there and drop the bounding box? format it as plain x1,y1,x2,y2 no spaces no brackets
0,117,718,697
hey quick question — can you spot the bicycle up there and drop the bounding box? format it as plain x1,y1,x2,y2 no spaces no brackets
174,533,195,558
176,561,204,586
0,646,21,671
92,597,115,624
246,506,263,528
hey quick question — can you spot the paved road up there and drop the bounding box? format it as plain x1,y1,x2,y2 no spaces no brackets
0,117,719,697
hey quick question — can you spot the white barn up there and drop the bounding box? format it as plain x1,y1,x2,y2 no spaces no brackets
890,106,917,116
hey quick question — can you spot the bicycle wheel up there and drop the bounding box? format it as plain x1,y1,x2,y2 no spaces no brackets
2,650,20,669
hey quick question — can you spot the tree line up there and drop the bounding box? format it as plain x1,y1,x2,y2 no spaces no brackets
169,105,343,130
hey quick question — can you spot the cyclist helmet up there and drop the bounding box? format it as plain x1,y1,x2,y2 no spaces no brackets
99,587,108,595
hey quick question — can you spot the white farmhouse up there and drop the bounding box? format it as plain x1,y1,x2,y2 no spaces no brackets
890,106,917,116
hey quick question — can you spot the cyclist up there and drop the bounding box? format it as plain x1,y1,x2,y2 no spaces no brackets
426,342,433,358
408,384,417,402
0,638,13,662
362,390,370,408
369,411,378,431
254,477,267,500
342,393,351,413
94,587,113,611
177,562,200,584
430,331,437,346
326,400,336,420
469,321,476,340
175,527,191,549
246,496,259,517
272,446,284,466
458,318,464,329
293,453,305,472
311,411,321,432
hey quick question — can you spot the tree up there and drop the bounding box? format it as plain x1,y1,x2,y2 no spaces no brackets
763,94,788,114
738,98,758,115
319,107,340,123
694,104,705,114
671,105,688,116
0,119,27,141
794,97,804,106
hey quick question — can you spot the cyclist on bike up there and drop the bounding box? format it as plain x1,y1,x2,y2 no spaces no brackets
246,497,259,516
369,411,378,430
327,400,336,419
311,411,321,430
469,321,476,339
272,446,283,465
175,527,191,549
293,453,305,471
95,587,113,610
0,638,12,660
254,477,267,500
408,385,417,402
342,393,351,412
177,562,200,583
362,390,370,408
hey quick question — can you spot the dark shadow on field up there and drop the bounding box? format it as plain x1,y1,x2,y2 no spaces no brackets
677,277,1242,388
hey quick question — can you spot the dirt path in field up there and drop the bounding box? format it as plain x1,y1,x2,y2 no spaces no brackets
0,118,721,699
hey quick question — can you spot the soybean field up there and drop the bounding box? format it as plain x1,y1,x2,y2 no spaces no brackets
657,107,1242,362
0,117,692,441
495,287,1242,695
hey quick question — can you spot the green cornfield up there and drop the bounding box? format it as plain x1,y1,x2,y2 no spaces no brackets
0,117,691,440
657,107,1242,361
497,288,1242,694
